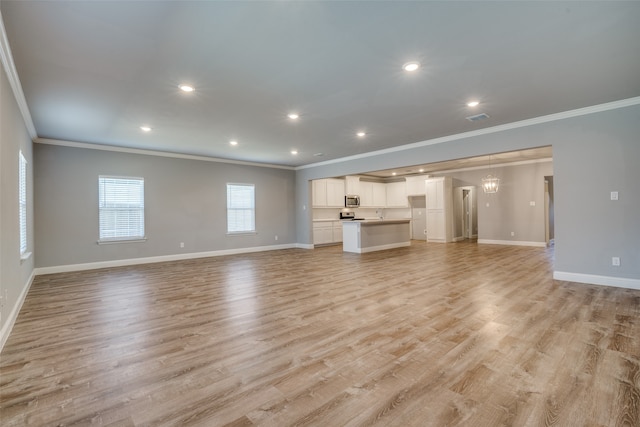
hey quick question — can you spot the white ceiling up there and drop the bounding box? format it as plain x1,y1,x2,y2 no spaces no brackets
2,1,639,168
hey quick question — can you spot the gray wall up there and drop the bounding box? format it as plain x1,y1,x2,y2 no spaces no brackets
444,161,554,243
1,63,34,345
296,104,640,281
34,144,296,268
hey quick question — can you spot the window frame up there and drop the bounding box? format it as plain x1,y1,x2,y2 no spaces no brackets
226,183,256,235
98,175,146,244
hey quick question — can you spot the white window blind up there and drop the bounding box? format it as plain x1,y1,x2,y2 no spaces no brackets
227,183,255,233
19,151,27,254
99,176,145,241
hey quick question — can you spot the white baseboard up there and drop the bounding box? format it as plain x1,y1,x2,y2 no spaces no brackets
553,271,640,290
0,270,35,352
478,239,547,247
296,243,315,250
34,244,299,275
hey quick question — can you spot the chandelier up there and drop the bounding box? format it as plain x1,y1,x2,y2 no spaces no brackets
482,174,500,193
482,155,500,193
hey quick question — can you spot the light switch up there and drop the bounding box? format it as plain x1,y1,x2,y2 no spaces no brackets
610,191,619,201
529,201,536,206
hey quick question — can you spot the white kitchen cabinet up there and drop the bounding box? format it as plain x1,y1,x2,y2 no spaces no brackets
425,177,453,243
313,221,343,245
345,176,360,195
332,221,343,242
406,176,428,195
313,222,334,244
372,182,387,207
386,181,408,207
360,181,386,207
312,178,345,207
359,181,373,207
326,179,345,207
312,180,327,207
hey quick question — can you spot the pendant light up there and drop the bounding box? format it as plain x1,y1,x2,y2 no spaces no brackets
482,155,500,193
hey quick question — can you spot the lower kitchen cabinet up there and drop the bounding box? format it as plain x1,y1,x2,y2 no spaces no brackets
313,221,343,245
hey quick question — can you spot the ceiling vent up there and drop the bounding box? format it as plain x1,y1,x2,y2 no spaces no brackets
466,113,490,122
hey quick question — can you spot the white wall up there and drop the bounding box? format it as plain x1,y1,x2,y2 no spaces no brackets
1,63,35,350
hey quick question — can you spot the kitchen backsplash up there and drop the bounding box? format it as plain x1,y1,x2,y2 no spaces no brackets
312,208,411,220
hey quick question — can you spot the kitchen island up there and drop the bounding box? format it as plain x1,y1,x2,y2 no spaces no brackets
342,219,411,253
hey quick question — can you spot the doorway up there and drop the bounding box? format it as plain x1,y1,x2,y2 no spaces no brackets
544,176,555,246
463,189,472,239
454,186,476,241
410,196,426,240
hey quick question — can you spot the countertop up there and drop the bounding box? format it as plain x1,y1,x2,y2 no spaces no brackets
341,218,411,225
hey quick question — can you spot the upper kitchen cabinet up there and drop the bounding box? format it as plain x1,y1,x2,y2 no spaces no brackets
406,175,428,196
312,178,345,208
360,181,386,208
345,176,360,195
386,181,408,207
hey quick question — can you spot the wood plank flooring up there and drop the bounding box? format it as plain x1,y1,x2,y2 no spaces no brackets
1,241,639,426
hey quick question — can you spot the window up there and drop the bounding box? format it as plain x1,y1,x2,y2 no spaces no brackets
227,183,255,234
19,151,27,255
98,176,145,242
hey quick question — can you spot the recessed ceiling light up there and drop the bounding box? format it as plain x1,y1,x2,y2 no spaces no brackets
179,84,194,92
287,113,299,120
402,61,420,72
467,100,480,107
357,131,366,137
419,168,425,173
229,140,238,146
140,126,151,132
392,172,397,176
291,150,298,155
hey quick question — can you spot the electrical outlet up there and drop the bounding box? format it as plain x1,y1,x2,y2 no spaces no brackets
275,235,278,241
511,231,515,237
180,242,184,248
612,257,620,266
610,191,619,201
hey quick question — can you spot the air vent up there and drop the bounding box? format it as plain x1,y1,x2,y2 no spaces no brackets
466,113,490,122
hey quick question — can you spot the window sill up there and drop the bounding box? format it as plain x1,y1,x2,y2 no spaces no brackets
97,237,147,245
226,231,257,236
20,251,32,264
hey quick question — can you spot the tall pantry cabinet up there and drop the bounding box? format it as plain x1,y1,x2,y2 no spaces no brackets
425,177,454,242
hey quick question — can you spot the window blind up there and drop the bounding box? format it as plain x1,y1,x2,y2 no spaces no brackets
227,183,255,233
19,151,27,254
98,176,145,241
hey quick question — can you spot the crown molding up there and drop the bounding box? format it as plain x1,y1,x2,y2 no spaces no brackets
0,10,37,139
297,96,640,171
34,138,295,170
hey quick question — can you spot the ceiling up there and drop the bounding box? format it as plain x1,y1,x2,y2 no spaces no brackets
361,146,553,179
2,1,639,168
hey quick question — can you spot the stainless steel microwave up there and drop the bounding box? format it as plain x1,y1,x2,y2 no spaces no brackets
345,195,360,208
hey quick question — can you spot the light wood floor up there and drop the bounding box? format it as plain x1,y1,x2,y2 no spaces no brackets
1,241,639,426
